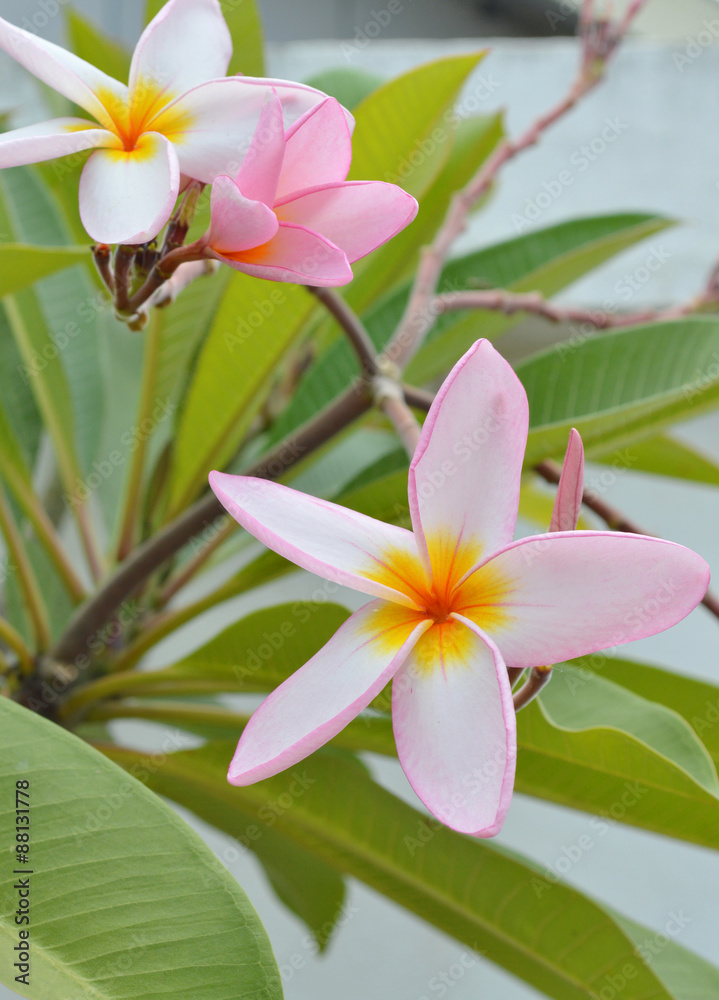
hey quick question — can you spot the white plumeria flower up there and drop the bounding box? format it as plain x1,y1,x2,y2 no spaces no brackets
210,341,710,837
0,0,349,244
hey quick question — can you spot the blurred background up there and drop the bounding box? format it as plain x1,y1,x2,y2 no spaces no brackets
1,0,719,41
1,1,719,999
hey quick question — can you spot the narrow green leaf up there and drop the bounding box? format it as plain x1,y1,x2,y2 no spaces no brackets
515,683,719,850
166,276,313,515
0,245,89,299
518,317,719,465
539,669,719,797
66,10,131,83
107,743,674,1000
613,911,719,999
101,602,351,698
568,653,719,766
0,698,282,1000
145,0,265,75
595,433,719,486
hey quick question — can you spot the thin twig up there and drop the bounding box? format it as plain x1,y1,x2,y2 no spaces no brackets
381,0,643,373
92,245,114,293
431,289,709,329
113,245,136,314
308,286,381,378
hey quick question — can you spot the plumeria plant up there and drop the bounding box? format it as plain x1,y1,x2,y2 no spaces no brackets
0,0,718,998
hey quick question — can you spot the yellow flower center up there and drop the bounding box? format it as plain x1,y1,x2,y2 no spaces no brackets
364,532,513,675
94,80,192,152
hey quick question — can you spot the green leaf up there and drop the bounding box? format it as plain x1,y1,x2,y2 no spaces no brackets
595,433,719,486
406,212,673,384
0,245,90,299
568,653,719,767
270,214,669,447
539,669,719,797
66,9,130,83
348,52,485,197
614,911,719,999
303,67,384,110
100,602,352,698
106,743,674,1000
145,0,265,76
166,276,313,515
0,698,282,1000
518,316,719,465
0,166,105,476
515,678,719,850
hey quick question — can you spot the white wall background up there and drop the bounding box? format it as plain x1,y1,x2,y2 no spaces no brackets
1,3,719,999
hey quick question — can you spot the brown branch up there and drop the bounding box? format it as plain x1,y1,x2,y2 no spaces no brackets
380,0,647,373
308,286,381,378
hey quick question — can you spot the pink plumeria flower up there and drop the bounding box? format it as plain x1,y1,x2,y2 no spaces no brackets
210,340,709,837
0,0,345,244
198,90,418,285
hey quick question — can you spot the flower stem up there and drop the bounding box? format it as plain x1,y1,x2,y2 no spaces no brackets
307,286,380,378
513,666,553,711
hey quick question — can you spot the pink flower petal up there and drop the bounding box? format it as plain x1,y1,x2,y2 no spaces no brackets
408,339,528,576
210,222,352,286
129,0,232,102
210,471,427,608
392,616,516,837
550,428,584,532
78,131,179,245
480,531,711,667
207,175,278,253
162,77,344,185
276,97,353,201
0,118,114,168
235,90,286,207
276,180,419,263
0,15,126,126
228,600,430,785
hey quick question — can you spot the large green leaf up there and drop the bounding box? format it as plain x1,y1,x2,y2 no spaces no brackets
515,678,719,850
106,743,676,1000
145,0,265,75
0,245,90,299
595,433,719,486
518,316,719,464
568,653,719,766
303,67,384,110
539,669,719,796
406,212,673,384
166,276,313,515
0,698,281,1000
